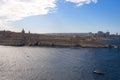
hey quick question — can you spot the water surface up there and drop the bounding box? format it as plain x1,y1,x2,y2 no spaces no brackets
0,46,120,80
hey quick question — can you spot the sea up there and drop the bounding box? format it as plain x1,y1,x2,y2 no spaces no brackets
102,39,120,45
0,46,120,80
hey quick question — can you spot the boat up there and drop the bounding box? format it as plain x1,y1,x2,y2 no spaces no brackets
114,46,118,48
93,70,104,75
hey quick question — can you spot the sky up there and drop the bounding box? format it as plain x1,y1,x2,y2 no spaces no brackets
0,0,120,34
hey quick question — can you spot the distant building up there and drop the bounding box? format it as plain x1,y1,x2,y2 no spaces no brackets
96,31,110,37
106,32,110,35
21,29,25,34
97,31,104,37
105,31,110,37
28,31,30,34
116,32,118,36
89,32,93,36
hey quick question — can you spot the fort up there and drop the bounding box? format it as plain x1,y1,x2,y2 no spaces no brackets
0,30,119,48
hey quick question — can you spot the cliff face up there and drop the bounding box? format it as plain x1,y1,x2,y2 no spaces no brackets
0,31,107,48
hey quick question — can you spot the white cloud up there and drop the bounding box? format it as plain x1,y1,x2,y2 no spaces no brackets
65,0,97,6
0,0,56,22
0,0,56,30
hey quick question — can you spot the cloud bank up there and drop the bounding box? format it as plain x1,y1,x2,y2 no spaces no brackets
66,0,97,6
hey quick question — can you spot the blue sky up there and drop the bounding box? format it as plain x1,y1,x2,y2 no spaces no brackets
0,0,120,34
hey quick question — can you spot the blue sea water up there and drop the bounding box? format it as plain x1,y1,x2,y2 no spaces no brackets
0,46,120,80
102,40,120,45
